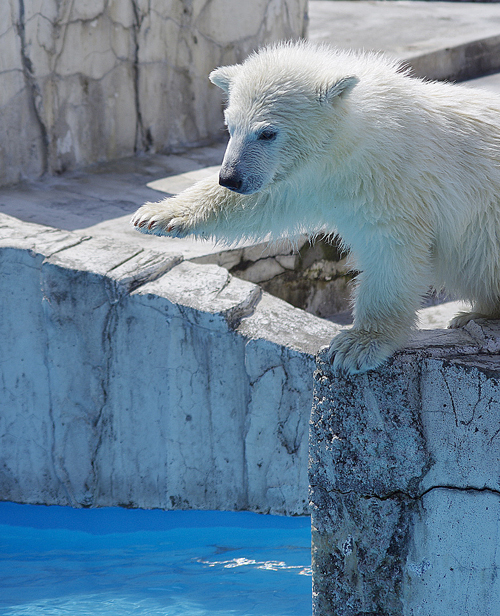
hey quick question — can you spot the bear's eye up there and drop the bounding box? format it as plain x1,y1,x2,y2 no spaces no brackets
257,129,277,141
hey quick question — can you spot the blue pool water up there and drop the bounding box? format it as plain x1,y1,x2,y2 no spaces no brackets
0,503,311,616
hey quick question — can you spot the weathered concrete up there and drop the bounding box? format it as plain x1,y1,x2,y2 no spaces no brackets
0,211,340,513
309,1,500,81
467,70,500,95
0,0,306,187
310,324,500,616
1,35,495,516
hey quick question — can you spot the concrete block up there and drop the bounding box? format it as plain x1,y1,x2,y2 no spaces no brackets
0,214,337,514
310,328,500,616
93,268,253,510
0,243,58,504
0,220,180,507
244,337,316,514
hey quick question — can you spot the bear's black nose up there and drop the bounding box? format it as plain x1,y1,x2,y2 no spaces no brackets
219,170,242,192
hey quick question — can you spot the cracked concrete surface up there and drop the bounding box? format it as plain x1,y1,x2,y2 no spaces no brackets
0,0,307,186
310,340,500,616
0,211,340,514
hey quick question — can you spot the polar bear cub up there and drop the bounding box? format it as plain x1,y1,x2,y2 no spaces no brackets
132,42,500,374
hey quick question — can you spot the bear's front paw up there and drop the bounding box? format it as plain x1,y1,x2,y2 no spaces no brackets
131,201,192,238
326,328,396,375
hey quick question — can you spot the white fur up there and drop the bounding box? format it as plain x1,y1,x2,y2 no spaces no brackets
132,41,500,374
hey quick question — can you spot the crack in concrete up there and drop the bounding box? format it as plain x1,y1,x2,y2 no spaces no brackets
312,483,500,503
43,235,92,258
441,365,493,429
442,371,461,428
130,0,151,153
212,269,232,297
40,266,76,507
420,483,500,499
224,285,263,330
248,364,282,388
105,249,145,274
17,0,49,174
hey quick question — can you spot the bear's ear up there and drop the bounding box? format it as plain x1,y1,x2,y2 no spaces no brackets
209,65,241,93
320,76,359,104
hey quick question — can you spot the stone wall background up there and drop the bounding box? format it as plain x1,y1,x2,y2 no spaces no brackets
0,0,307,187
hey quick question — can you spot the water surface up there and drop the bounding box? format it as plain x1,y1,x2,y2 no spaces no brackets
0,503,311,616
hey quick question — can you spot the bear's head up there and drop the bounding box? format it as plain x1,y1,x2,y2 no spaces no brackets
210,43,359,196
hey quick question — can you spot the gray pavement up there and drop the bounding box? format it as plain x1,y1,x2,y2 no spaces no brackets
0,143,228,260
2,0,500,265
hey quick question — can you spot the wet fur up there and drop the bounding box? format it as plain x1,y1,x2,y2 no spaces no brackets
132,42,500,374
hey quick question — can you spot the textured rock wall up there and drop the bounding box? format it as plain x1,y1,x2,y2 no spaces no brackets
310,328,500,616
0,0,307,186
0,212,338,514
193,234,353,320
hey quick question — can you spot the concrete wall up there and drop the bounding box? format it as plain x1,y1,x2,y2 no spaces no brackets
0,0,307,186
310,325,500,616
0,212,338,514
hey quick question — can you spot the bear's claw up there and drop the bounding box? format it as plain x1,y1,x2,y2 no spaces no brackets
131,202,191,238
327,328,395,375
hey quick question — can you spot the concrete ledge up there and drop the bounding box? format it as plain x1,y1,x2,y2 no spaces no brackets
310,326,500,616
0,212,339,514
309,1,500,81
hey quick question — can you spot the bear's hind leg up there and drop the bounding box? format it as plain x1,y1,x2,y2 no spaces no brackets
448,303,500,328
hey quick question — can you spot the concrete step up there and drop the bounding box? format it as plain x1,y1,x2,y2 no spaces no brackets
467,70,500,94
308,0,500,82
